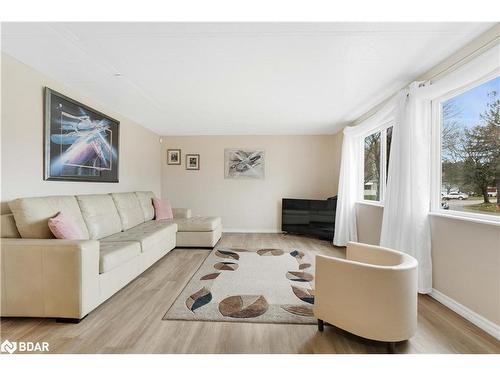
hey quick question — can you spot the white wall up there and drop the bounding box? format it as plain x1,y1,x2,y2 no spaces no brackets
356,203,500,328
356,202,383,245
1,53,162,213
161,135,342,232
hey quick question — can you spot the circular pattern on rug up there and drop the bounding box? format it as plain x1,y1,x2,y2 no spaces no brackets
289,250,305,259
214,262,239,271
286,271,314,282
185,287,212,312
224,247,250,252
291,286,315,304
257,248,284,256
219,295,269,318
281,304,314,317
215,250,240,260
200,272,220,280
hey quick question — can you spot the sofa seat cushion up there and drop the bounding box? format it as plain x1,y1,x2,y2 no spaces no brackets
111,192,145,231
172,216,221,232
8,196,90,239
102,221,177,253
99,241,141,274
76,194,123,240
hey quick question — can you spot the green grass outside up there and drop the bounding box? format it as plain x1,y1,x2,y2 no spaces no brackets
464,202,500,215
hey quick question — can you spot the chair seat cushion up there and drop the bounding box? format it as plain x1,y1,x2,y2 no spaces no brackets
102,221,177,252
99,241,141,273
172,216,221,232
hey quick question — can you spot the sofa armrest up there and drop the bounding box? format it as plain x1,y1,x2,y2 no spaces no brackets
172,208,192,219
1,238,100,319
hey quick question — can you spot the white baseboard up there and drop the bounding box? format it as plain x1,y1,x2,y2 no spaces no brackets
223,228,283,234
430,289,499,340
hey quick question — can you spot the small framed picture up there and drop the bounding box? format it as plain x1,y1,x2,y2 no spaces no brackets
186,154,200,170
167,149,181,165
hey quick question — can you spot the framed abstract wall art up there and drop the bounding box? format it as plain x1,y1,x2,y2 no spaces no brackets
44,88,120,182
224,149,265,179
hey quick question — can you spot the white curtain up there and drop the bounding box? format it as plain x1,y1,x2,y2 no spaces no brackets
380,84,433,293
334,44,499,292
333,95,398,247
380,46,500,293
332,130,360,246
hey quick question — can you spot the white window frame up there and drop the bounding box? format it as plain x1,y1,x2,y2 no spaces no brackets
430,70,500,224
359,120,394,205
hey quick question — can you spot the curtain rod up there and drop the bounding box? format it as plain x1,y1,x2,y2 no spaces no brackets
351,27,500,127
426,35,499,83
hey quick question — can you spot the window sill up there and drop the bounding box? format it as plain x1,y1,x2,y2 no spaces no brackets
356,201,384,208
429,211,500,227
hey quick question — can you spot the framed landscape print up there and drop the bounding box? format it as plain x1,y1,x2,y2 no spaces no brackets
224,149,265,179
167,149,181,165
186,154,200,170
44,88,120,182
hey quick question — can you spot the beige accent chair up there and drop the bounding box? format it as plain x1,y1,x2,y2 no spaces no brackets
1,191,222,322
314,241,418,351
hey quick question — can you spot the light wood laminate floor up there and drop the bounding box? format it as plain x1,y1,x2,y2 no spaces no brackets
1,233,498,354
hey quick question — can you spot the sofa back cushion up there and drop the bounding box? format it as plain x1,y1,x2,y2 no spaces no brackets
1,214,21,238
111,192,145,230
76,194,122,239
8,196,90,239
135,191,155,221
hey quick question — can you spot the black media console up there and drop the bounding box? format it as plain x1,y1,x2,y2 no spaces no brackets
281,197,337,241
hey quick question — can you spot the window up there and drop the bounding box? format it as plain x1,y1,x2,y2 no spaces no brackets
386,126,393,181
363,131,381,201
362,124,393,202
434,75,499,219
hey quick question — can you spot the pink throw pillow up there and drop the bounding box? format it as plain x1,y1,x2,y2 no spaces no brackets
153,198,173,220
48,212,85,240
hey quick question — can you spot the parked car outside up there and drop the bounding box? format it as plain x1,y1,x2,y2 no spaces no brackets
442,192,469,200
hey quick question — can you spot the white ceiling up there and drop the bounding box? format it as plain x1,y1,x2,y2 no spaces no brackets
1,22,494,135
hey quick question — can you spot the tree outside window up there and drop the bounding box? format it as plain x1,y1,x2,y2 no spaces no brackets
364,131,381,201
441,76,499,216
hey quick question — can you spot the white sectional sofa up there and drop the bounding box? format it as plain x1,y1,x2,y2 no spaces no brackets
0,191,222,321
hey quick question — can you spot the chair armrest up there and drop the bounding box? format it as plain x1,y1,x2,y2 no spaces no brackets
347,241,417,268
314,254,417,341
172,208,192,219
1,238,100,319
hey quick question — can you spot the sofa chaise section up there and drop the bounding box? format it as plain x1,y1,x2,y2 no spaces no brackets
171,214,222,248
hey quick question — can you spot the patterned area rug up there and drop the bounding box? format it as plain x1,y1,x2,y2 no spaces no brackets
163,247,316,324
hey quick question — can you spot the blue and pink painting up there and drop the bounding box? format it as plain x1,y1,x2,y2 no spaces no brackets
44,88,119,182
